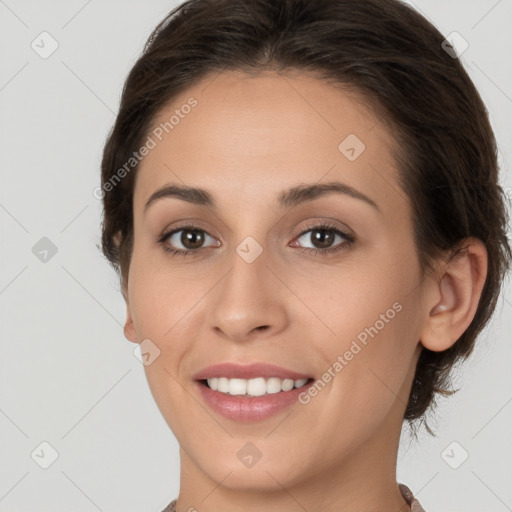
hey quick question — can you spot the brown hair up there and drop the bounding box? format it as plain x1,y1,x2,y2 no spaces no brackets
99,0,511,435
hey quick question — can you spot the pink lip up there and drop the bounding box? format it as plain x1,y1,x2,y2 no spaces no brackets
194,380,313,422
192,362,314,422
192,362,313,381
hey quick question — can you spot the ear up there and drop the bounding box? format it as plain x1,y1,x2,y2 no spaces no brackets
124,300,138,344
420,238,488,352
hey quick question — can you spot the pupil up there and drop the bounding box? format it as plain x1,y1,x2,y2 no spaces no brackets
182,229,204,249
312,229,333,248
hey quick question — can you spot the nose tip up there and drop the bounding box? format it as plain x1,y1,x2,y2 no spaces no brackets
212,322,271,342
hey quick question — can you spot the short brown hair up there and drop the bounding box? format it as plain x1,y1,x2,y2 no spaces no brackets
99,0,511,434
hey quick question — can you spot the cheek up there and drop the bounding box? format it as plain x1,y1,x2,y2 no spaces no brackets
292,250,414,342
127,250,206,339
298,249,421,400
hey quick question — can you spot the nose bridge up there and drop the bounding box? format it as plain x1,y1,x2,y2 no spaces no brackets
229,236,268,296
208,235,288,341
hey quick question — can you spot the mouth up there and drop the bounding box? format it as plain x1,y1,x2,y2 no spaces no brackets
198,376,315,397
192,362,316,421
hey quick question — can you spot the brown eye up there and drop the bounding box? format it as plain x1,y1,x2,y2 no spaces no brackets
162,227,218,253
179,229,205,249
295,226,351,251
308,229,336,249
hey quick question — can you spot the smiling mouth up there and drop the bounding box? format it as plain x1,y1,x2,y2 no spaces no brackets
198,377,314,397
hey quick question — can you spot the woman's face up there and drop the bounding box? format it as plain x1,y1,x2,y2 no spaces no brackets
124,70,428,492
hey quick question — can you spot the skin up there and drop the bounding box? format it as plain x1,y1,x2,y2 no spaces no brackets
123,70,487,512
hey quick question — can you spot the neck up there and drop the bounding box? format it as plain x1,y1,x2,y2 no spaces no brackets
174,408,410,512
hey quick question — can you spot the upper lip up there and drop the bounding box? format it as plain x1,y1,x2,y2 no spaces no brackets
192,362,313,381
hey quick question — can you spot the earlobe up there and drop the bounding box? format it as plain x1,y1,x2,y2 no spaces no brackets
124,303,138,344
420,238,488,353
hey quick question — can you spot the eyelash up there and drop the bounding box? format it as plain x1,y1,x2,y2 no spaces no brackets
157,222,355,258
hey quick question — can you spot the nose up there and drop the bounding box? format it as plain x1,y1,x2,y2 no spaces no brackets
208,244,289,343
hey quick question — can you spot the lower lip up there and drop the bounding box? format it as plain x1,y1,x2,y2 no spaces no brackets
195,380,311,422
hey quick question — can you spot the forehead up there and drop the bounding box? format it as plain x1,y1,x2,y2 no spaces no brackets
134,70,402,214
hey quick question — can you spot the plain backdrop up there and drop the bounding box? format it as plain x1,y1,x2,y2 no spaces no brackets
0,1,511,511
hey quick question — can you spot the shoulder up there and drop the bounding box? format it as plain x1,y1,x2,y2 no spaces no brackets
399,483,427,512
163,490,424,511
160,498,177,512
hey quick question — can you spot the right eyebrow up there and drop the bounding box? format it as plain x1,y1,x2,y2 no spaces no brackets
144,184,214,214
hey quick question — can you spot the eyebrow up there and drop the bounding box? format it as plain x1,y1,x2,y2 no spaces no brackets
144,181,380,213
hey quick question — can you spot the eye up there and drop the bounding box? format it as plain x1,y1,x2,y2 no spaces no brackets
293,223,354,254
158,222,354,258
158,225,219,256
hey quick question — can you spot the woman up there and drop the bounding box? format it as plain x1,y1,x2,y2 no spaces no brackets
98,0,511,510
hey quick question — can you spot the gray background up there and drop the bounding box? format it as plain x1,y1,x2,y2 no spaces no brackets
0,1,511,511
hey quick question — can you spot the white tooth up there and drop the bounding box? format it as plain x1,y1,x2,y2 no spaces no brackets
229,378,247,395
210,376,308,395
218,377,230,393
294,378,307,388
266,377,282,394
281,378,294,391
247,377,267,396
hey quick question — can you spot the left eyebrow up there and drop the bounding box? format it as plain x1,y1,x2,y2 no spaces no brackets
144,184,214,214
277,181,380,213
144,180,380,214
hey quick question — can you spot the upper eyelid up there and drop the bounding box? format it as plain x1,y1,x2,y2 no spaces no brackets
297,224,347,236
163,223,351,247
165,223,346,236
160,212,353,234
294,220,353,240
161,221,221,239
